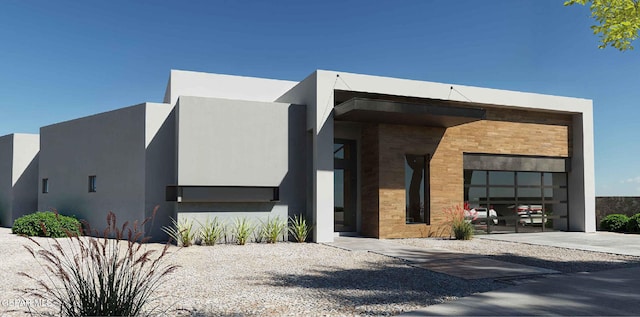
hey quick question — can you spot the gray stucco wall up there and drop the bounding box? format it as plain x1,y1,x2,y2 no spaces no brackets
144,104,176,240
275,73,318,231
0,134,39,227
177,96,291,186
174,96,307,238
11,134,39,221
0,135,13,226
38,105,147,231
11,153,38,221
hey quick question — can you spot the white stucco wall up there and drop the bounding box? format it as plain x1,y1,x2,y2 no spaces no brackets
322,70,592,113
569,112,596,232
163,69,298,105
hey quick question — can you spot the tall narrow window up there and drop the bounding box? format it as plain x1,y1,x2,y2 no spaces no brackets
42,178,49,194
405,154,429,224
88,175,97,193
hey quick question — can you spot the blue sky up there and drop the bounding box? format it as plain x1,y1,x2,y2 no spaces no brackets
0,1,638,196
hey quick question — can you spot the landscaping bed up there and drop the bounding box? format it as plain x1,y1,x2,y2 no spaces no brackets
3,228,640,316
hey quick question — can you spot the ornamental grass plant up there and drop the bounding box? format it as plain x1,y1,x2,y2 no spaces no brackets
260,216,287,243
232,217,254,245
17,209,179,316
288,214,311,243
162,217,196,247
444,204,474,240
198,217,225,246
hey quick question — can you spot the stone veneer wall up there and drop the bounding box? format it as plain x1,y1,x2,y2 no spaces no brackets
362,107,573,238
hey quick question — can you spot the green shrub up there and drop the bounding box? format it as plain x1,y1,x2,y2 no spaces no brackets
18,210,178,316
162,217,196,247
600,214,629,232
288,214,311,243
198,217,225,246
12,211,81,238
626,213,640,233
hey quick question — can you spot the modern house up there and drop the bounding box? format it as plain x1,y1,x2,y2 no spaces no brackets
0,69,595,242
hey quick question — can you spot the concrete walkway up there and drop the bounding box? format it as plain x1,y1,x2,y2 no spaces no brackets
476,231,640,256
325,237,558,280
401,265,640,316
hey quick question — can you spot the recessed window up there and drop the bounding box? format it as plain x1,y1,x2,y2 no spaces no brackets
88,175,97,193
405,154,430,224
42,178,49,194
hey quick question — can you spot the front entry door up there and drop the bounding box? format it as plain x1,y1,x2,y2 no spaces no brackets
334,139,357,232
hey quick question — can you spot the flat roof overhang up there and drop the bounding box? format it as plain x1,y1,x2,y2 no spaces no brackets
333,97,486,127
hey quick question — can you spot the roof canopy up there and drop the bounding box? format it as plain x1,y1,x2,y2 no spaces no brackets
334,97,486,127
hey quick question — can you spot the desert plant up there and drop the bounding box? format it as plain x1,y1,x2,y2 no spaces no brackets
626,213,640,233
162,217,196,247
452,221,474,240
260,216,287,243
444,205,474,240
17,209,178,316
232,217,254,245
600,214,629,232
288,214,311,243
12,211,81,238
198,217,225,246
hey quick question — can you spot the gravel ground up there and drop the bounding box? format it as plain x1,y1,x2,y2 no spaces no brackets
394,237,640,273
0,228,499,316
3,227,640,317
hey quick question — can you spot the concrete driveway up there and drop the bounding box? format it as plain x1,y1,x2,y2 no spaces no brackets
476,231,640,256
403,231,640,316
402,266,640,316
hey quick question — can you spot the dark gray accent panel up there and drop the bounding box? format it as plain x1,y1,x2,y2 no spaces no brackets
334,98,485,127
463,154,569,172
166,186,279,203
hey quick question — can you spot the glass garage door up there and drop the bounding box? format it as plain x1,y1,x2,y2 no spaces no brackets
464,170,568,234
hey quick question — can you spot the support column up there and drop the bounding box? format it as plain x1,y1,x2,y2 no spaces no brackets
568,112,596,232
